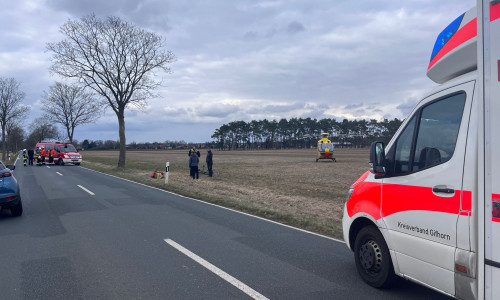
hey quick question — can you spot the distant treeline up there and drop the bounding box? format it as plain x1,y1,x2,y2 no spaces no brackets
80,139,213,151
211,118,404,150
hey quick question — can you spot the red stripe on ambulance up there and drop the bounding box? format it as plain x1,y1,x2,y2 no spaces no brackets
350,170,369,188
381,184,461,217
428,18,477,71
346,181,381,219
493,194,500,223
491,2,500,22
462,190,472,209
346,182,474,219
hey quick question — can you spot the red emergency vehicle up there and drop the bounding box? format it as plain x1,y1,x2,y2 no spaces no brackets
35,141,82,166
342,2,500,299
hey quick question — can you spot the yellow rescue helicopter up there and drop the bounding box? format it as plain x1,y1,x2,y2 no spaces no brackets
316,132,336,162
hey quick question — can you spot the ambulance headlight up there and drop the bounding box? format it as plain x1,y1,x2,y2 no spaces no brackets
346,188,354,202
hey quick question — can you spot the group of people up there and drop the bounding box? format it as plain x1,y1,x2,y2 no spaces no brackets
22,147,57,167
188,146,213,179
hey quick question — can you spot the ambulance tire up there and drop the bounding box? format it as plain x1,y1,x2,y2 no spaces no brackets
58,159,64,166
354,226,395,288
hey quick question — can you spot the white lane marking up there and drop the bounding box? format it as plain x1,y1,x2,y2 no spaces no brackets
164,239,269,300
81,167,344,243
56,172,63,176
46,166,51,168
77,185,95,195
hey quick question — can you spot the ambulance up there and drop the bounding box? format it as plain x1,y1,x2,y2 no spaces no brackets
342,1,500,299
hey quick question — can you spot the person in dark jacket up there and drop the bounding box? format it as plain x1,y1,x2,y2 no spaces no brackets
189,152,199,179
28,148,34,166
206,148,213,177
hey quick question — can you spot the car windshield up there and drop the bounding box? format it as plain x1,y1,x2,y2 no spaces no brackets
61,144,78,153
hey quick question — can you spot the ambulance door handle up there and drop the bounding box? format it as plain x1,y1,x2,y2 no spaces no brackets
432,186,455,194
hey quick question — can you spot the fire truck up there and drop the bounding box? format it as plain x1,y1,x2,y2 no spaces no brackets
342,1,499,299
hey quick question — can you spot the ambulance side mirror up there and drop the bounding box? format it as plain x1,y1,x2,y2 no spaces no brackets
370,141,386,176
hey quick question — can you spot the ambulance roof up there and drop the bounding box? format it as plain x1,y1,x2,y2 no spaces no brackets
426,7,476,84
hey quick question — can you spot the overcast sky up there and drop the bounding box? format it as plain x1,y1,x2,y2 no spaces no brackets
0,0,475,143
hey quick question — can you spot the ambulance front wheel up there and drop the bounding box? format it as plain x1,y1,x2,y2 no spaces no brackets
354,226,395,288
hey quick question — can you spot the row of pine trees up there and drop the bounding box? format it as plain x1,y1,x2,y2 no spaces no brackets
211,117,403,150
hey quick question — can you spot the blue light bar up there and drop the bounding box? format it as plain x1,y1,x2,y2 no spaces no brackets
430,13,465,62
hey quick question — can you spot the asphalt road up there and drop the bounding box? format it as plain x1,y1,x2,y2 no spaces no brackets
0,158,452,299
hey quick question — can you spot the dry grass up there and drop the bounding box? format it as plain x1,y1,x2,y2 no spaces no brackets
81,148,370,239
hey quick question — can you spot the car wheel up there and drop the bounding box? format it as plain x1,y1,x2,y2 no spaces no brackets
354,226,395,288
58,159,64,166
74,163,80,166
10,200,23,216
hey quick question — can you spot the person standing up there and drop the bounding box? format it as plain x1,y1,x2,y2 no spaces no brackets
22,150,27,167
28,148,34,166
188,145,201,158
206,148,213,177
50,148,56,165
40,147,46,165
189,151,199,179
48,148,53,165
35,147,41,166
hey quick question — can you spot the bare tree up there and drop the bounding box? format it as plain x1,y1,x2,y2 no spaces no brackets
6,122,25,153
42,82,103,144
47,14,175,168
0,78,30,160
28,117,58,144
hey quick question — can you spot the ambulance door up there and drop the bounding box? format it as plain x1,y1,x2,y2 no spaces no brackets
483,1,500,299
381,81,474,295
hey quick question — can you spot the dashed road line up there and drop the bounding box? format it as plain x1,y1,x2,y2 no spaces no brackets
77,185,95,195
56,172,63,176
164,239,269,300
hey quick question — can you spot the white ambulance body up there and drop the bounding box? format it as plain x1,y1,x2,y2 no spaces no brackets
342,1,500,299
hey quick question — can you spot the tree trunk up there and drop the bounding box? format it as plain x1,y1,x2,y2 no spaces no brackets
1,124,6,161
117,111,126,168
67,126,73,144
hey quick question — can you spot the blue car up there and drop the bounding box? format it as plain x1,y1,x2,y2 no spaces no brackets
0,162,22,216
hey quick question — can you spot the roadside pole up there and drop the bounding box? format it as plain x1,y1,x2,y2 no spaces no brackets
165,162,170,184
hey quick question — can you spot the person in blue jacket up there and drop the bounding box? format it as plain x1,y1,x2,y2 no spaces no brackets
189,151,199,179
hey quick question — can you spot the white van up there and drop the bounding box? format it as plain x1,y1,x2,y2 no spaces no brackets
342,1,499,299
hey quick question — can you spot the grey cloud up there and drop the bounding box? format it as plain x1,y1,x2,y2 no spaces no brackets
244,31,258,40
258,103,304,113
354,109,366,116
163,107,187,116
305,103,329,110
397,99,418,116
287,21,305,34
344,103,364,110
196,104,239,118
46,0,139,16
